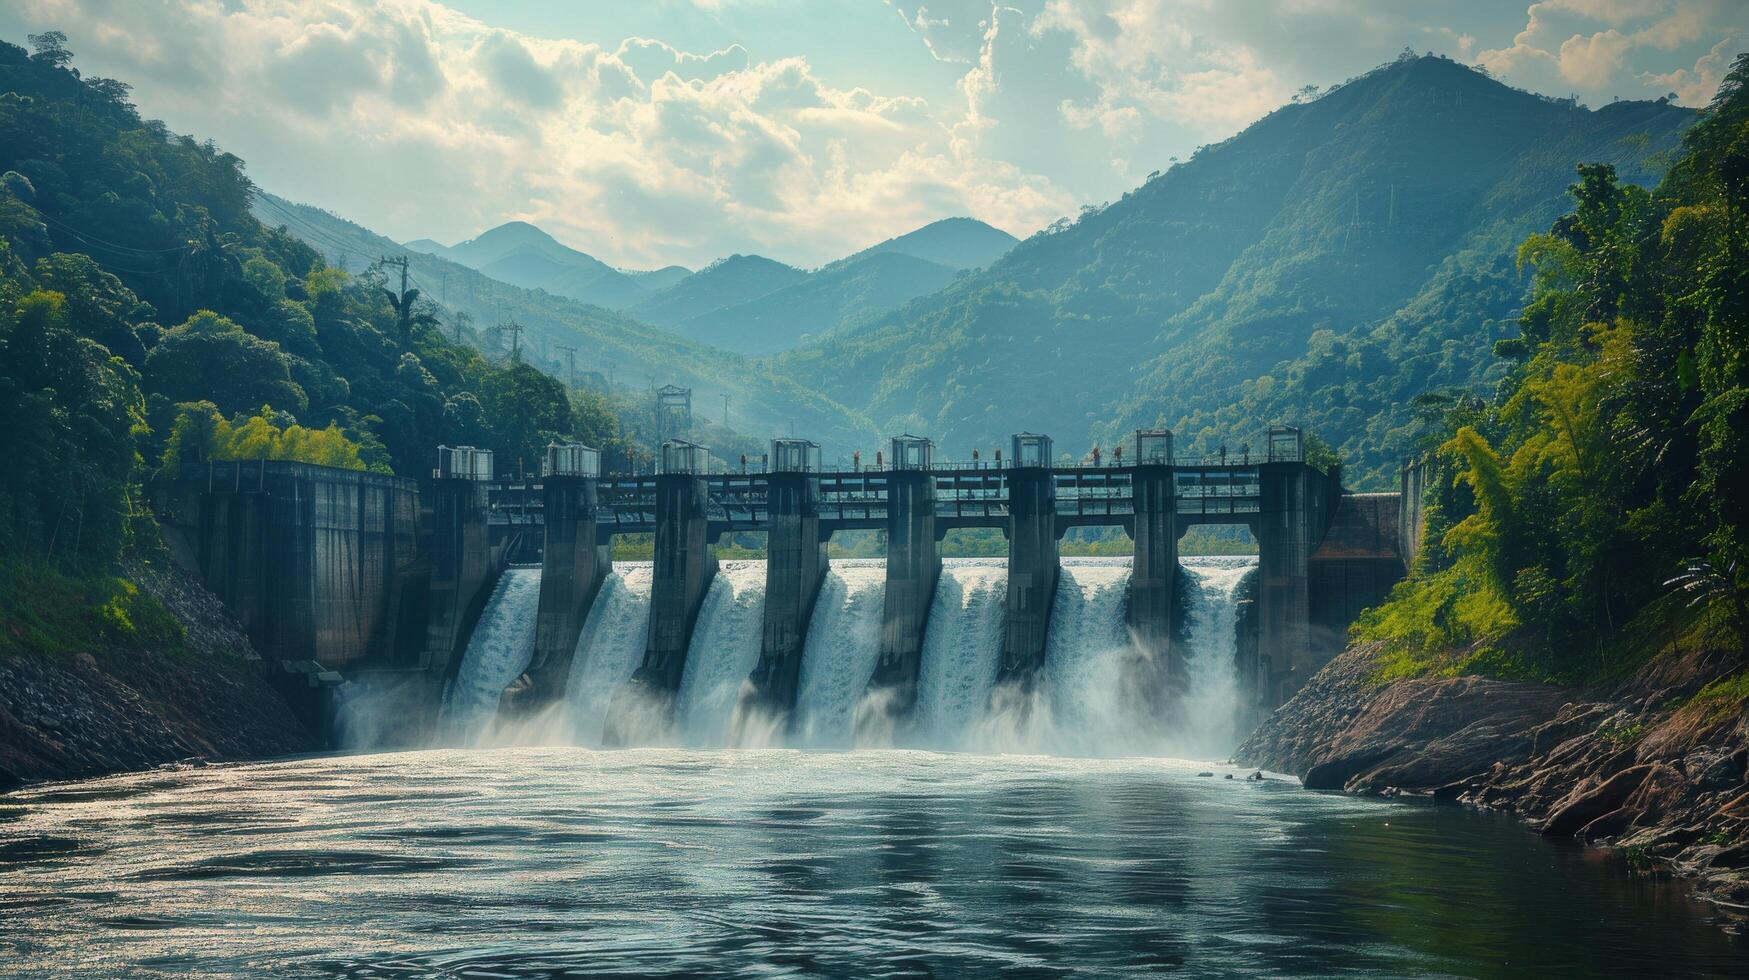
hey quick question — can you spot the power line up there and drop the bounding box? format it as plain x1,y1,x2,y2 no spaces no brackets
34,210,190,255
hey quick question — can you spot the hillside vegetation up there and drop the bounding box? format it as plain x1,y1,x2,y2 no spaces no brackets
0,33,627,573
778,55,1695,484
260,196,877,452
1355,53,1749,684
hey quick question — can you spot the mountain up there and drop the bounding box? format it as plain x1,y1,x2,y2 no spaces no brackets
404,237,451,258
671,251,961,355
626,254,808,329
620,218,1011,357
776,56,1696,485
843,217,1018,270
413,221,652,309
625,265,693,290
252,194,877,452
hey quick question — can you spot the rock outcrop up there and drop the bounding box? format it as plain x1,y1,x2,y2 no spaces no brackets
1238,641,1749,920
0,560,315,791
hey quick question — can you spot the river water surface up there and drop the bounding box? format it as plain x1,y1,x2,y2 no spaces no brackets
2,748,1746,977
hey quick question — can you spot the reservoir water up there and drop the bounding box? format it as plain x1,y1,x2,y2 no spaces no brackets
2,749,1745,977
4,555,1746,975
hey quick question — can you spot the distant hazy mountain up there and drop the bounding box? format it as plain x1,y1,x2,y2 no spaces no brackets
616,218,1013,356
252,193,876,451
627,254,809,329
777,55,1696,484
407,221,653,309
842,217,1017,270
624,265,693,291
672,251,961,355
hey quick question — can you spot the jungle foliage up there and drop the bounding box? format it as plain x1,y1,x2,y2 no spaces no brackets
0,35,625,572
1357,54,1749,681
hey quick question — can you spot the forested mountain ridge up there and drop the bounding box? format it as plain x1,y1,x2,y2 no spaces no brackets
778,55,1696,484
407,221,658,310
254,194,877,451
660,251,962,355
0,33,629,570
625,253,808,328
838,217,1017,271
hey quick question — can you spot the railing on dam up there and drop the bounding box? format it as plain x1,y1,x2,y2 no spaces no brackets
485,460,1293,533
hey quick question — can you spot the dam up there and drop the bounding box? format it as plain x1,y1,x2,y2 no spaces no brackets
160,427,1414,748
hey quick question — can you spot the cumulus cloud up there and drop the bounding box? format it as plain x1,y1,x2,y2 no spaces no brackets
2,0,1739,269
1480,0,1743,102
0,0,1074,267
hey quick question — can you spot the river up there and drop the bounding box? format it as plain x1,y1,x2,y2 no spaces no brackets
2,748,1746,977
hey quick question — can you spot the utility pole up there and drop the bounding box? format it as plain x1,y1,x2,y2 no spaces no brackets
556,344,577,387
379,254,409,298
505,321,524,363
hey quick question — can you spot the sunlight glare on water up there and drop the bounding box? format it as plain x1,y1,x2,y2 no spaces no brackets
1,748,1745,977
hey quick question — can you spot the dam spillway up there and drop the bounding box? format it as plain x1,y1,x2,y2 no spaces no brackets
186,428,1408,749
441,556,1259,755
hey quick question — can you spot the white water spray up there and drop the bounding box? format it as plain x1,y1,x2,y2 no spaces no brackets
674,560,767,745
792,560,885,748
1172,556,1255,759
564,562,654,745
909,559,1007,748
440,567,541,744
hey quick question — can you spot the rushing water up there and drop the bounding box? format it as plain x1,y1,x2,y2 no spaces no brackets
3,749,1745,978
792,560,886,748
910,558,1008,746
439,566,542,744
453,557,1257,757
564,563,654,746
675,560,768,746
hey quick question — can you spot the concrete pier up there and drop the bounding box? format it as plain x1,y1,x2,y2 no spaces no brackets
998,448,1059,687
745,466,828,726
425,474,496,680
1126,462,1179,691
607,467,718,741
861,466,941,723
501,473,607,716
1253,461,1337,704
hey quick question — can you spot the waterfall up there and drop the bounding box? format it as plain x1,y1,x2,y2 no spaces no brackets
564,562,653,746
1025,558,1135,755
440,566,541,744
792,560,886,748
1172,556,1256,759
429,553,1256,760
909,559,1007,748
674,560,767,745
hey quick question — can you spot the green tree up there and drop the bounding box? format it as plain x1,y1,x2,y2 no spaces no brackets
478,361,572,477
0,290,145,569
145,310,307,416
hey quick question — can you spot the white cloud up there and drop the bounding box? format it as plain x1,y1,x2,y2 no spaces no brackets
4,0,1740,269
1480,0,1742,101
1642,34,1739,102
1032,1,1288,140
0,0,1073,267
1558,29,1632,87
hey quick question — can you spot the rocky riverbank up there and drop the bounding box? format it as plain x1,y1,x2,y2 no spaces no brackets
0,559,315,791
1237,641,1749,921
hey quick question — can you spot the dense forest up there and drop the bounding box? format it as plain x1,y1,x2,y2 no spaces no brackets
1356,54,1749,683
777,54,1696,485
0,33,625,575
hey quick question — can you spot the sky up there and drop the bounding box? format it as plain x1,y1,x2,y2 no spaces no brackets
1,1,1743,270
